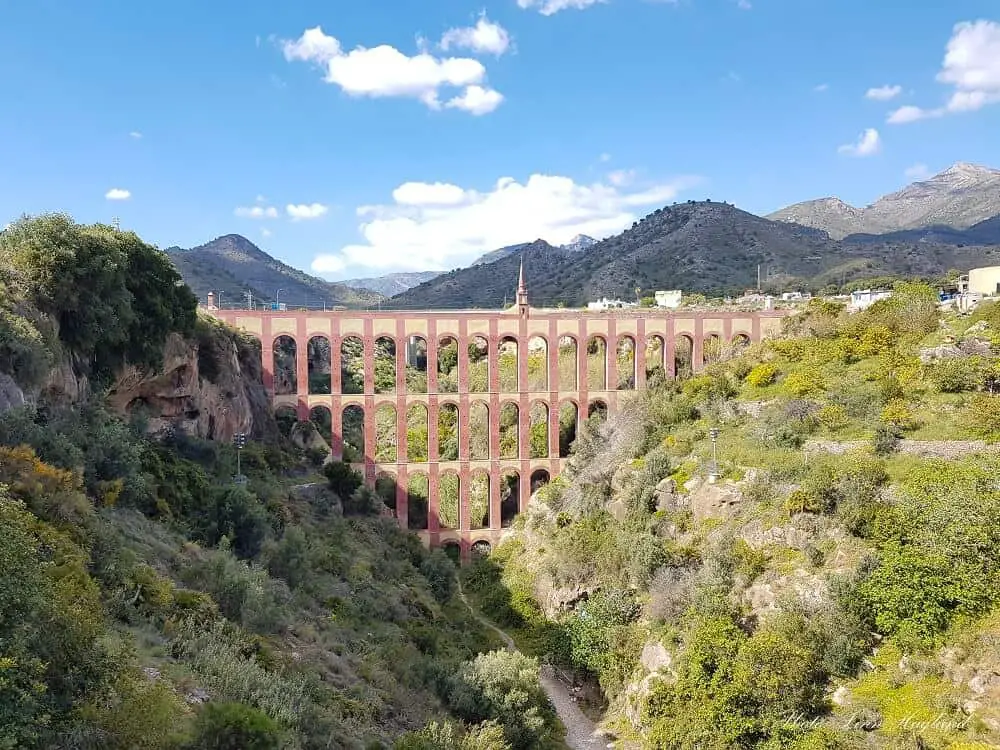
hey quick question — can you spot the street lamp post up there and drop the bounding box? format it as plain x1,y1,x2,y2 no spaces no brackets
233,432,248,486
275,289,283,310
708,427,720,483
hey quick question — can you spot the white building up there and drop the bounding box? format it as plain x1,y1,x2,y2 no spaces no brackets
587,297,634,311
850,289,893,311
654,290,683,308
967,266,1000,296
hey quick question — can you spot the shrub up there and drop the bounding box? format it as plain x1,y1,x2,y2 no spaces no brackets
872,423,901,455
323,460,363,500
745,363,778,387
931,356,986,393
817,404,850,431
420,549,457,603
879,399,916,431
965,393,1000,440
785,368,825,397
188,702,283,750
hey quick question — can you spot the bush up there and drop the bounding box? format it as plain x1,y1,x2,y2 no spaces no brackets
421,549,457,603
965,393,1000,440
323,460,363,500
188,702,283,750
816,403,850,431
745,363,778,387
872,423,901,455
784,367,825,397
930,356,986,393
879,399,916,431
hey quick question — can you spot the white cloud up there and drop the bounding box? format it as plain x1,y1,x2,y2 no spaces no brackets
105,188,131,201
888,20,1000,124
516,0,606,15
866,84,902,101
837,128,881,157
904,163,930,180
261,228,273,238
737,0,752,9
255,194,268,203
599,152,612,162
311,171,701,274
440,13,511,56
607,169,636,187
282,26,502,113
814,83,829,93
286,203,329,221
129,131,142,139
235,205,279,219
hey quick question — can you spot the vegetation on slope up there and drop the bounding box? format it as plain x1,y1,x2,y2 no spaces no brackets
465,284,1000,748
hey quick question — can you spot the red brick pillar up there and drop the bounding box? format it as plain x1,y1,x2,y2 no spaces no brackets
693,318,705,373
261,316,274,396
606,318,617,411
636,318,647,390
577,320,589,425
752,314,761,343
487,326,501,531
363,320,376,485
548,320,560,460
426,320,439,395
395,465,408,531
296,320,310,420
458,323,470,462
428,464,440,539
665,317,676,378
723,316,733,343
331,398,343,460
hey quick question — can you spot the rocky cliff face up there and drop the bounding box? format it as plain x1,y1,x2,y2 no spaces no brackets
107,328,277,443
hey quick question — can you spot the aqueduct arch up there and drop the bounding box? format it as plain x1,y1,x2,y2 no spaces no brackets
213,271,786,559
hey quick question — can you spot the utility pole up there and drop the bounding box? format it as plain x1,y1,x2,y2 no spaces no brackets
245,289,254,310
112,216,121,232
757,264,761,292
275,288,283,309
233,432,248,486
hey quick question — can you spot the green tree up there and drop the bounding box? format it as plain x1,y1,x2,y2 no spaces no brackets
188,702,283,750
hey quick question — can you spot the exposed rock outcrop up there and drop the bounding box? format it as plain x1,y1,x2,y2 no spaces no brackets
0,373,25,413
108,330,276,443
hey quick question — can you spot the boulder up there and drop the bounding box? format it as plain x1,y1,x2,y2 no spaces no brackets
0,372,24,413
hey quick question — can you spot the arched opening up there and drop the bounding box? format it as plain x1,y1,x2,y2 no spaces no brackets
733,333,751,349
645,335,665,384
499,336,518,393
703,334,722,365
586,336,607,391
468,336,489,393
407,473,429,530
273,335,297,395
309,405,332,447
405,403,429,462
499,402,519,460
439,472,460,529
529,402,549,459
374,403,397,463
500,470,519,527
375,472,397,513
675,334,694,378
469,402,490,461
527,336,548,391
437,403,460,462
307,336,331,394
438,336,459,393
616,335,636,390
469,472,489,530
558,335,578,390
405,336,428,394
342,404,365,463
275,404,298,439
530,469,550,494
340,337,364,394
471,539,492,558
588,399,608,421
374,336,396,395
558,401,578,458
442,541,461,565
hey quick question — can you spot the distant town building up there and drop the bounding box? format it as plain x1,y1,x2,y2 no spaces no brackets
780,291,810,302
967,266,1000,296
654,290,683,308
850,289,893,311
588,297,635,311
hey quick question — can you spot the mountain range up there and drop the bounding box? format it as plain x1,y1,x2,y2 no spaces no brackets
166,163,1000,310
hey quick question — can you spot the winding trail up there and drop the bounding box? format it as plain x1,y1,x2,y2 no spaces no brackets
458,584,610,750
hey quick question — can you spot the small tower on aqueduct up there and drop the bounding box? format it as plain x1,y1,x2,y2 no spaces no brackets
516,256,530,318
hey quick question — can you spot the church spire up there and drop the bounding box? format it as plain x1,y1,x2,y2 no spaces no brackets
516,255,529,315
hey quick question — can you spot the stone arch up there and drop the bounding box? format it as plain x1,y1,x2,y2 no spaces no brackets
375,471,397,513
588,399,608,421
732,332,752,348
442,540,461,564
675,334,694,378
437,335,459,393
340,336,364,394
529,401,549,459
438,471,460,529
527,335,548,391
374,403,397,463
498,335,519,393
703,333,722,365
342,404,365,463
586,335,607,391
437,402,460,461
468,335,489,393
530,468,550,494
406,403,428,462
405,335,428,394
644,335,665,383
469,471,489,530
500,470,520,527
558,400,579,458
616,335,637,390
275,404,297,439
499,401,519,460
407,472,429,530
374,336,396,394
307,335,331,394
557,335,578,390
469,401,490,461
309,405,332,447
273,335,297,395
471,539,492,558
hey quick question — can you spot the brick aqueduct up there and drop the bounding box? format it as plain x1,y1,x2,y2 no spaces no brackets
213,270,784,559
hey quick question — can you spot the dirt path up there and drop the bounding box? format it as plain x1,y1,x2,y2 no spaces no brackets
458,585,610,750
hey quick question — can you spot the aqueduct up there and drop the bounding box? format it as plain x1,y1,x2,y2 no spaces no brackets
212,269,785,559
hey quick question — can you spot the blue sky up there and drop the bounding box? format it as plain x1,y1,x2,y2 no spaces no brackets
1,0,998,281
